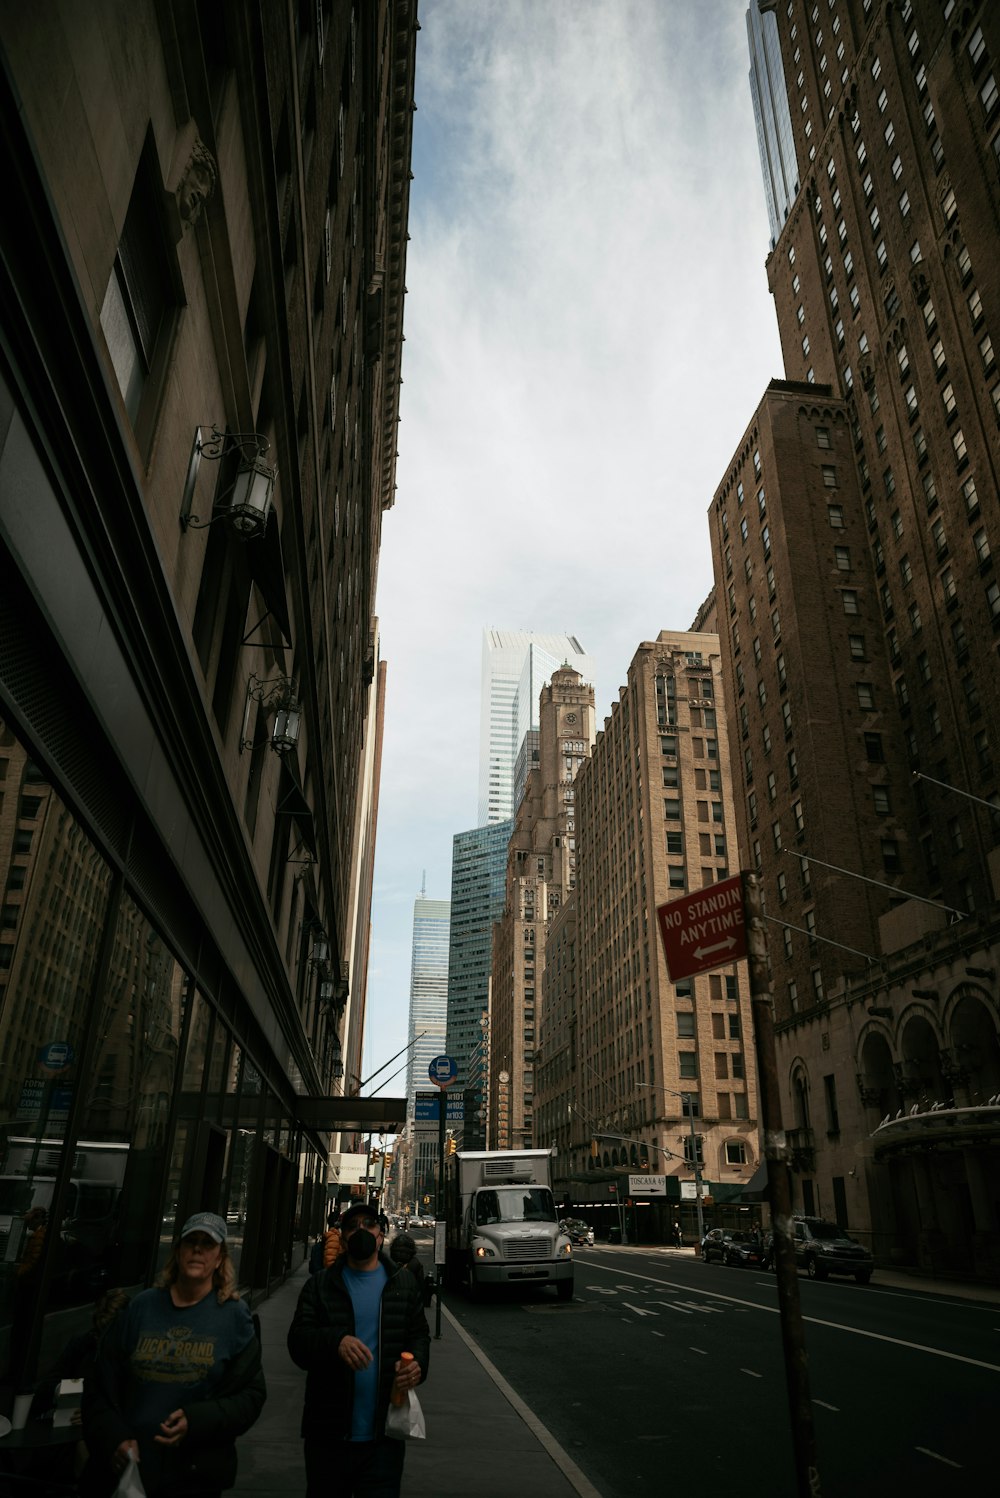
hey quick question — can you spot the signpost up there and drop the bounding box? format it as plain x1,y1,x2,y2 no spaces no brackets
428,1055,457,1339
657,871,819,1492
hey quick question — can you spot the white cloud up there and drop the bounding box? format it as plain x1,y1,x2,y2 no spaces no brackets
365,0,784,1085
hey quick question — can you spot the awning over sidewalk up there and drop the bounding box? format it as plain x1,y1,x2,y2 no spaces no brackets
736,1161,770,1202
296,1095,408,1134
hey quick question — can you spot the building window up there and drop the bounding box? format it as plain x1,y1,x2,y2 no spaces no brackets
678,1052,698,1079
864,733,884,762
99,135,178,431
849,633,865,660
857,682,875,709
842,591,859,615
677,1012,695,1038
874,786,891,815
835,546,851,571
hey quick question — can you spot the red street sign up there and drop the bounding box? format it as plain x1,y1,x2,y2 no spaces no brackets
656,872,748,982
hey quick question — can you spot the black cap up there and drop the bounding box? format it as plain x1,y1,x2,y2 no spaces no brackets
341,1201,380,1233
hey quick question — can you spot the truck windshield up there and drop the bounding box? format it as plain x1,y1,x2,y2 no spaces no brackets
475,1186,556,1226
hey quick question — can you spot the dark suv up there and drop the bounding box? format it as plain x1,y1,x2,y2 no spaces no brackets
792,1217,874,1283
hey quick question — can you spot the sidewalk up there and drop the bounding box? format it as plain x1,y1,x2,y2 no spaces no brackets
231,1261,595,1498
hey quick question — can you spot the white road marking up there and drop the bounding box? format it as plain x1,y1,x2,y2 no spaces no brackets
741,1368,763,1378
813,1399,839,1411
915,1447,962,1469
651,1330,666,1338
586,1285,618,1295
584,1260,1000,1372
690,1347,708,1355
622,1301,658,1317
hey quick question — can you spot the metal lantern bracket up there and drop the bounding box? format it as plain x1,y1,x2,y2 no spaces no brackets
180,425,276,540
240,672,301,754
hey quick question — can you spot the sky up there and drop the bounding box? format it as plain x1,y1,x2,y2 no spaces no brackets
361,0,786,1094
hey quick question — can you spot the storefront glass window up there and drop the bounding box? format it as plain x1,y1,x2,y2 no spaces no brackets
0,726,112,1384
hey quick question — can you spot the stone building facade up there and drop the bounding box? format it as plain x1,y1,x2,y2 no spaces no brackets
488,668,595,1150
0,0,416,1386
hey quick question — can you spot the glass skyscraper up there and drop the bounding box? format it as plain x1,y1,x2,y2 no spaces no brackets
477,628,594,825
747,1,798,249
446,820,513,1109
403,895,450,1108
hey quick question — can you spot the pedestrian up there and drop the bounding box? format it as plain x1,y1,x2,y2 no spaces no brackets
390,1232,434,1309
672,1220,682,1248
81,1211,266,1498
309,1210,342,1273
287,1199,430,1498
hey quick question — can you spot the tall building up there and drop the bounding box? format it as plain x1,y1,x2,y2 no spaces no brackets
404,895,451,1105
0,0,416,1384
706,1,1000,1273
489,667,596,1150
403,893,450,1208
477,629,594,825
543,633,759,1232
747,1,799,248
446,819,513,1146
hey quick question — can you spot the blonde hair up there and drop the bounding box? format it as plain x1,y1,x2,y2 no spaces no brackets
156,1236,239,1304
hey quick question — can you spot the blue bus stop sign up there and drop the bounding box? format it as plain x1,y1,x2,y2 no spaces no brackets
428,1054,458,1090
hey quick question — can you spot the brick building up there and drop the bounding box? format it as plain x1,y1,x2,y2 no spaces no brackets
550,633,760,1238
708,1,1000,1275
489,668,595,1151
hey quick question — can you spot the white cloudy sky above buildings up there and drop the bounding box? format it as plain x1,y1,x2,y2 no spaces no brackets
364,0,786,1090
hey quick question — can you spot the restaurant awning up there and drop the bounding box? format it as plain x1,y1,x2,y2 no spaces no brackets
295,1095,408,1134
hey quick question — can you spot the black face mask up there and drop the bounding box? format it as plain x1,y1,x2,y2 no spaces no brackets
348,1228,377,1261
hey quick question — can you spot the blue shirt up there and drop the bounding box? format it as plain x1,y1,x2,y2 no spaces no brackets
342,1263,387,1440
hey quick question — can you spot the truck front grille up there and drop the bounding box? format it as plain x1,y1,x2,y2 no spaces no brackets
504,1237,550,1261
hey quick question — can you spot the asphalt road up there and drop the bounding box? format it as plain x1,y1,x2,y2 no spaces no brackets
429,1241,999,1498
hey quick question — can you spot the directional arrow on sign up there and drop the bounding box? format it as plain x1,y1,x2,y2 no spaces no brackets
692,937,738,960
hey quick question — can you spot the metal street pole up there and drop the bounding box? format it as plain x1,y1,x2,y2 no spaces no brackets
637,1081,705,1242
434,1092,446,1340
683,1094,705,1244
743,873,821,1498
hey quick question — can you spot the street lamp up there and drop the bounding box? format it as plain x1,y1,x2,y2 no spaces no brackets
638,1082,705,1244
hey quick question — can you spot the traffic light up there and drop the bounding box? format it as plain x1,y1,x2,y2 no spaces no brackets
446,1136,457,1155
590,1138,599,1158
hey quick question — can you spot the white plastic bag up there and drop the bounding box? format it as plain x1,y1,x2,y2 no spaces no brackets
115,1450,146,1498
385,1389,426,1441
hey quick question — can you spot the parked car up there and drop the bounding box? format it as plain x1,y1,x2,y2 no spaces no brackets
559,1217,594,1246
792,1216,874,1283
723,1233,767,1268
703,1228,742,1264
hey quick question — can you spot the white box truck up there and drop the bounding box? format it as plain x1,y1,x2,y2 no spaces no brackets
444,1149,573,1300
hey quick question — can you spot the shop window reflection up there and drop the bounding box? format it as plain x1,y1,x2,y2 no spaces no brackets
71,895,187,1309
0,725,111,1385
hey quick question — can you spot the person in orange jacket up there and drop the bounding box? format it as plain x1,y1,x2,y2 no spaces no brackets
309,1211,342,1273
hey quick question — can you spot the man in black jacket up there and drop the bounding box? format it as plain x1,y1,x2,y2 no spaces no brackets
287,1201,430,1498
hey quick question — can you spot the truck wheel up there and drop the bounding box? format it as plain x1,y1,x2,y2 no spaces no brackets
807,1256,827,1280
